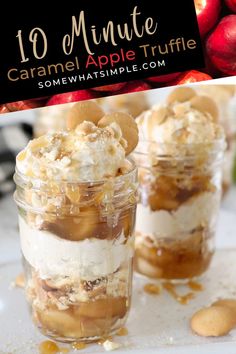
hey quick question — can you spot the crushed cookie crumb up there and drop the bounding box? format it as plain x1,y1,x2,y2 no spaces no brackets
102,339,122,351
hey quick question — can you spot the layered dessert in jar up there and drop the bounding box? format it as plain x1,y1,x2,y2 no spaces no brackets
14,101,138,342
133,87,226,280
196,85,236,194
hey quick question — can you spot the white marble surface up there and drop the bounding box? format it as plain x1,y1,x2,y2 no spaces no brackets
1,250,236,354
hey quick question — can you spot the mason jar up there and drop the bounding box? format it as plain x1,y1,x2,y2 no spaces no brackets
196,84,236,195
14,161,137,342
133,140,225,280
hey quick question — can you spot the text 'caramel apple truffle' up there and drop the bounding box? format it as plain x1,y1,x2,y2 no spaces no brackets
67,101,139,156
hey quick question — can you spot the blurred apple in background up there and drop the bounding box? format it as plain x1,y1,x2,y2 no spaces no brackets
0,105,10,114
170,70,212,84
118,81,151,94
6,98,45,112
206,15,236,75
46,90,97,106
91,83,126,92
202,47,221,78
194,0,221,37
225,0,236,12
146,72,181,84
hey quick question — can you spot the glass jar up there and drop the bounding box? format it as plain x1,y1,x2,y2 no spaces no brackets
133,141,225,280
196,85,236,195
14,161,137,342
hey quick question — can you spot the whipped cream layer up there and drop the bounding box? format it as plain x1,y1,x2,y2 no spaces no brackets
136,192,220,239
17,121,127,182
136,100,225,156
19,217,133,280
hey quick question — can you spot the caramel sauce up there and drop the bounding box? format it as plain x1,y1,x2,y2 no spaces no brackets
97,335,113,345
39,340,60,354
143,283,161,295
71,342,87,350
163,282,195,305
116,327,128,336
187,280,204,291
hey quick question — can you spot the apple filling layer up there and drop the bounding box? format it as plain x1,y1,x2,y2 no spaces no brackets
25,261,131,341
135,228,213,279
134,168,220,280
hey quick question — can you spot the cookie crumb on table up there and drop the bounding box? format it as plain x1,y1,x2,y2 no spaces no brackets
103,339,122,351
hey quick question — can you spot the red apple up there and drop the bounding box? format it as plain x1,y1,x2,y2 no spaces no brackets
118,81,151,94
0,105,10,114
194,0,221,37
6,98,44,112
206,15,236,75
202,47,221,77
225,0,236,12
46,90,97,106
170,70,212,85
146,72,181,84
91,83,126,92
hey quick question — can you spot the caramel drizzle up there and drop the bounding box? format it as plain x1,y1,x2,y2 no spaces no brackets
163,282,195,305
143,283,161,295
187,280,204,291
116,327,128,336
39,340,60,354
143,280,203,304
39,340,84,354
